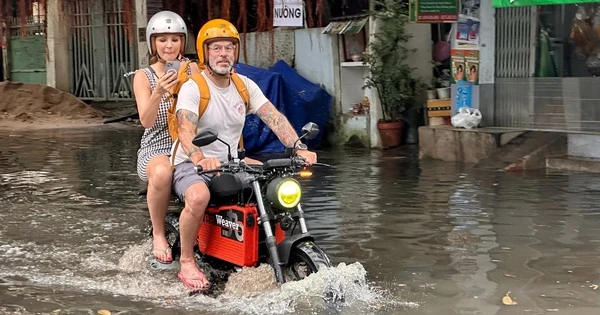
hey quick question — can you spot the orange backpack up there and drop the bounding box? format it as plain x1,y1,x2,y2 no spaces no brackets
166,61,250,141
166,61,250,165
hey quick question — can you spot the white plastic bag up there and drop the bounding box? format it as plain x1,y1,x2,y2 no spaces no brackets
451,107,481,129
465,109,482,128
451,107,471,128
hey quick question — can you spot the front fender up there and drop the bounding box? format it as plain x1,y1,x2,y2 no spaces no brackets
276,233,314,266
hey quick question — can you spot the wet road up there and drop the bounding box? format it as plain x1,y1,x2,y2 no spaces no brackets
1,125,600,315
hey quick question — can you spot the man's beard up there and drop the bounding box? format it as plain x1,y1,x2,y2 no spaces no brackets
209,59,233,75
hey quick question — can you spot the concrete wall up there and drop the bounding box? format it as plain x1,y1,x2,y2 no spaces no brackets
1,22,6,81
479,1,495,86
46,0,70,90
135,0,149,68
405,23,433,85
293,27,338,98
478,0,495,127
366,17,382,148
337,114,371,147
238,29,295,69
419,126,499,163
568,134,600,159
419,126,568,171
364,17,432,149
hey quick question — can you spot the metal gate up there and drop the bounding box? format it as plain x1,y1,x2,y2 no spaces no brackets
494,7,538,128
495,7,537,78
8,13,47,84
70,0,137,101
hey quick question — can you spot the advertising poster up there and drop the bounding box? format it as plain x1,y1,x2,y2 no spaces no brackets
456,15,480,46
451,49,465,84
456,80,473,109
461,0,480,19
464,50,479,85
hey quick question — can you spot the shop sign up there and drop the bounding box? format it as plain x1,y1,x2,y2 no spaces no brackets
410,0,459,23
273,0,303,27
492,0,599,8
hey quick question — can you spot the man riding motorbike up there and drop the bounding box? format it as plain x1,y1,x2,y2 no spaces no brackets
170,19,317,292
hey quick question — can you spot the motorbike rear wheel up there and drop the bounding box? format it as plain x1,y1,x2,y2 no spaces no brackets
284,241,331,281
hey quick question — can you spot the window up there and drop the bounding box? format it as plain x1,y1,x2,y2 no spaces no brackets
536,4,600,77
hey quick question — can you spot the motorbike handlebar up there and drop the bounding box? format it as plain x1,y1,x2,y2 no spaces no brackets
193,158,330,175
194,161,258,176
194,164,226,176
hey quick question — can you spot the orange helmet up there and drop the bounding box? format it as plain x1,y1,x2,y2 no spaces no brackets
196,19,240,65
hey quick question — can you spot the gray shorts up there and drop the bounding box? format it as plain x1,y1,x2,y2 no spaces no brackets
172,161,214,202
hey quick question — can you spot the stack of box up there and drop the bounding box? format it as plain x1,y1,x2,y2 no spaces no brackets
425,99,451,126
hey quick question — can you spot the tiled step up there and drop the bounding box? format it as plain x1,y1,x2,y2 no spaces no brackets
546,156,600,173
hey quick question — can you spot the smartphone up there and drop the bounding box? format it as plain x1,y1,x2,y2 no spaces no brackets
165,60,181,76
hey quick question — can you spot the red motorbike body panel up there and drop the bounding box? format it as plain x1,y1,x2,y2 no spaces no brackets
197,204,285,267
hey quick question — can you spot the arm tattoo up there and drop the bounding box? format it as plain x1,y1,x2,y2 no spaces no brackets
256,102,299,147
176,109,203,159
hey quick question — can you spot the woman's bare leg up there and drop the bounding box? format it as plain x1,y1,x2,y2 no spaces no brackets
146,155,173,262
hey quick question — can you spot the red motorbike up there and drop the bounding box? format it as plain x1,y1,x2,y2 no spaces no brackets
144,123,332,286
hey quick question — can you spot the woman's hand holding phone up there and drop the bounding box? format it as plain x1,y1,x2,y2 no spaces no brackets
156,62,180,95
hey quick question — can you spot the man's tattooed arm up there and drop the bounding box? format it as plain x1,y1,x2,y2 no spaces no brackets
255,102,299,148
176,109,204,164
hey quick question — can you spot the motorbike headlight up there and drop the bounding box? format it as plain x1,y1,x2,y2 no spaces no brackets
267,178,302,209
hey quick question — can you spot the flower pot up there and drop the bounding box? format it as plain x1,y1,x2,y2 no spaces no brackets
426,89,438,100
377,120,403,149
436,87,450,99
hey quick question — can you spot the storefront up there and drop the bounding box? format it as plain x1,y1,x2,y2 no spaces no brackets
492,0,600,133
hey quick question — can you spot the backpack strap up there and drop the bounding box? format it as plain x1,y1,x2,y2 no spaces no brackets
169,73,211,167
192,73,211,119
231,73,250,112
230,73,250,149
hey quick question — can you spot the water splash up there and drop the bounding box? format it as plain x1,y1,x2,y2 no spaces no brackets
1,239,412,314
172,261,411,315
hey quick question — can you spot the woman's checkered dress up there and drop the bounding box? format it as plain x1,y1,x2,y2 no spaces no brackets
136,62,190,182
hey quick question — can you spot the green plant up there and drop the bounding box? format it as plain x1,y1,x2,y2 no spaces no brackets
362,0,424,122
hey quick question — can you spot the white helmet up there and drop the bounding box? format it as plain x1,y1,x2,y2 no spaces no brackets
146,10,187,56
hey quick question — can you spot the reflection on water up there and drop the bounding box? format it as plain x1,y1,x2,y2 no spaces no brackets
1,126,600,314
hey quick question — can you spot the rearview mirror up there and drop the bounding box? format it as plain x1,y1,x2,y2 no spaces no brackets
192,129,218,147
301,122,319,140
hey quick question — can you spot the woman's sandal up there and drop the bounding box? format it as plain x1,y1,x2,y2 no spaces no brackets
152,247,172,264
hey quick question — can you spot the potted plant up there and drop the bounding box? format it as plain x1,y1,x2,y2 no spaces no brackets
362,0,424,148
427,61,445,100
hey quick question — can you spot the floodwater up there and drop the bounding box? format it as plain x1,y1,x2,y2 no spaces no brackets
1,124,600,315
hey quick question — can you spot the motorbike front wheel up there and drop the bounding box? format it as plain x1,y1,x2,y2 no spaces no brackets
284,241,332,281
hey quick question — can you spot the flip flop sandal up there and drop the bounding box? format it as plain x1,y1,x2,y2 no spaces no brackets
152,247,173,264
178,271,210,292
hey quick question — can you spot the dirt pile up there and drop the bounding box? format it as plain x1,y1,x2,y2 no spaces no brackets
0,81,104,122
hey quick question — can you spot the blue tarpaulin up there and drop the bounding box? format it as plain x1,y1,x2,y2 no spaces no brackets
234,60,332,154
